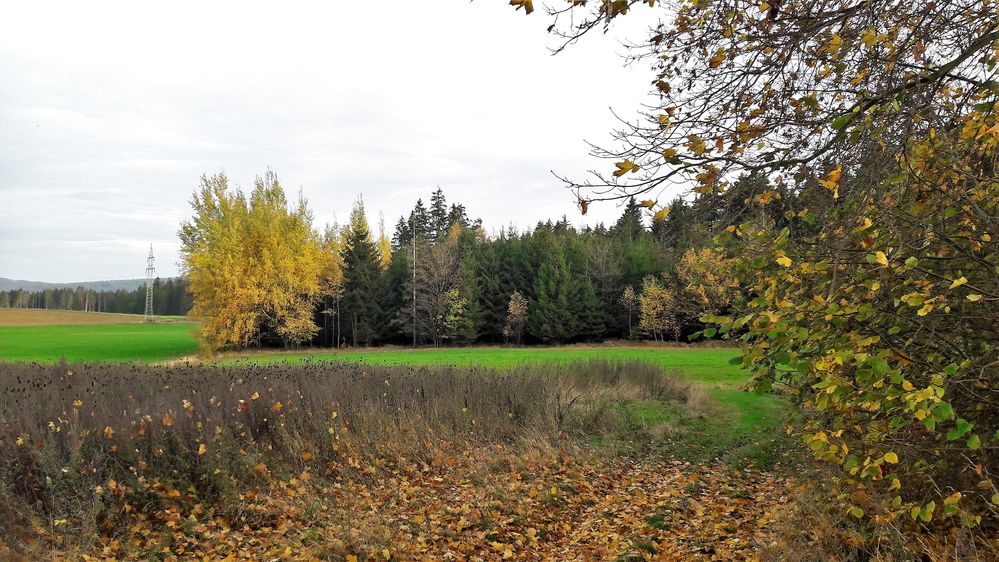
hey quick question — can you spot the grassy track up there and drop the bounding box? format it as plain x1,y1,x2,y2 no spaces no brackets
0,323,200,363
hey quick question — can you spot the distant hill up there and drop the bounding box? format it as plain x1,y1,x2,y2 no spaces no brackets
0,278,162,292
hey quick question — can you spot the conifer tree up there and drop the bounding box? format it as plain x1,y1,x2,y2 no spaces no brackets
612,197,645,241
429,187,449,240
341,197,382,347
528,249,573,343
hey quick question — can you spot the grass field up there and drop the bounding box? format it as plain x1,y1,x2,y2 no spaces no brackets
0,308,187,326
0,322,200,362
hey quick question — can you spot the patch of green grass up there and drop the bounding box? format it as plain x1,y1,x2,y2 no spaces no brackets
0,323,200,363
226,346,747,385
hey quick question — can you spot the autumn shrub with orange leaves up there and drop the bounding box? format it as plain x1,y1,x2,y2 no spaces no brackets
0,359,704,553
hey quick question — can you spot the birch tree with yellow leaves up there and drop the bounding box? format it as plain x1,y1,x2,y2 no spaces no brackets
179,170,325,349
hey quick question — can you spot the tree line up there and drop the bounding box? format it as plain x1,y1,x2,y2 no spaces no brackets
179,172,750,350
0,278,192,316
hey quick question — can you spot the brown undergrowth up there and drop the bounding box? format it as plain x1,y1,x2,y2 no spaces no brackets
0,359,724,559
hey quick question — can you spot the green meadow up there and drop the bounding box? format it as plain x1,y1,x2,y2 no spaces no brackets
0,322,200,363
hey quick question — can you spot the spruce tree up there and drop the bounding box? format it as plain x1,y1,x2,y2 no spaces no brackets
409,199,432,244
341,197,383,347
528,249,573,342
612,197,645,240
429,187,449,240
568,275,603,340
392,215,411,249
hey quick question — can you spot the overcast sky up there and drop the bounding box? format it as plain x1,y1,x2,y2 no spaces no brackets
0,1,659,282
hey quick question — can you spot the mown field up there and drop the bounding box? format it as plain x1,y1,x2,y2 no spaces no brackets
0,310,199,363
0,308,188,326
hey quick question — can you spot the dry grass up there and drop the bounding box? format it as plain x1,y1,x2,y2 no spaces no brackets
0,309,187,326
0,358,706,553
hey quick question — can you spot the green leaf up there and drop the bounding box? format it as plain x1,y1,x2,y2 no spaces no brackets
967,434,981,450
830,114,853,130
948,419,972,440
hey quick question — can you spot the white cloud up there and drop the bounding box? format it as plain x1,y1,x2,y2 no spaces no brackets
0,0,665,282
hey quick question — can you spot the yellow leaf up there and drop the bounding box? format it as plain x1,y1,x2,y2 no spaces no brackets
944,492,962,506
687,135,706,156
854,217,872,233
917,303,934,316
198,443,207,456
874,251,888,266
883,452,898,464
758,2,770,12
861,28,877,48
638,199,656,208
709,50,725,69
104,426,114,439
653,207,671,221
826,165,842,184
828,34,843,52
967,294,983,302
509,0,534,15
902,380,914,391
948,276,967,289
613,160,640,177
776,256,792,267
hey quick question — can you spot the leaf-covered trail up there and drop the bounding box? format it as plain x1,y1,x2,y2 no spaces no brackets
45,448,791,561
